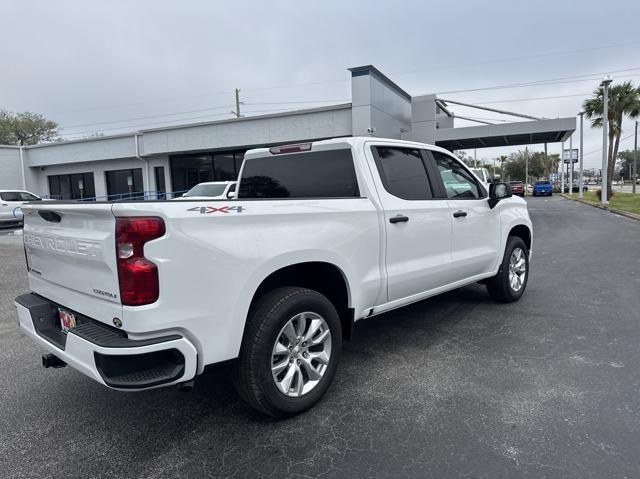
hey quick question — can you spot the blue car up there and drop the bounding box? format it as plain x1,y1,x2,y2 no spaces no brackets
533,180,552,196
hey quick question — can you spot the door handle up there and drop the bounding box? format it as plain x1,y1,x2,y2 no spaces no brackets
1,204,7,206
453,210,467,218
389,215,409,224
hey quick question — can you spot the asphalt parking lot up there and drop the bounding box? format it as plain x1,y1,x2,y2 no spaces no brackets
1,196,639,479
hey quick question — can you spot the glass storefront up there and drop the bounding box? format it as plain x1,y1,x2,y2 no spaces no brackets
48,172,96,200
105,168,144,200
170,151,245,195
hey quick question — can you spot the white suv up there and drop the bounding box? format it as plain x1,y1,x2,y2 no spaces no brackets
0,190,43,226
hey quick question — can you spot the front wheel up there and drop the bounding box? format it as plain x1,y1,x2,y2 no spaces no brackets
486,236,529,302
233,287,342,417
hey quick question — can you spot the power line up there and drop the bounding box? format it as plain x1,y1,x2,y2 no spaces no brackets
56,66,640,136
474,92,593,105
61,104,235,129
60,99,350,130
57,105,325,138
392,40,640,78
433,67,640,95
245,99,349,106
582,132,635,157
45,40,640,116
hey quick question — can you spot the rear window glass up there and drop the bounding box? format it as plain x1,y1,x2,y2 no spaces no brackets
238,149,360,199
535,181,550,185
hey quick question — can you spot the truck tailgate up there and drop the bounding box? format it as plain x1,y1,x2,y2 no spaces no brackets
22,203,123,326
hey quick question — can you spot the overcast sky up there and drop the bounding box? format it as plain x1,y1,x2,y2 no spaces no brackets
1,0,639,169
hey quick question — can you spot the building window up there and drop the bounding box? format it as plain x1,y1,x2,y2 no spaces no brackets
48,172,96,200
170,151,245,196
154,166,166,199
105,168,144,200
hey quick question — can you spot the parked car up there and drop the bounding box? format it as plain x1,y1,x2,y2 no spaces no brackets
15,137,532,417
563,183,589,193
509,181,525,197
532,180,552,196
0,190,43,226
174,181,236,200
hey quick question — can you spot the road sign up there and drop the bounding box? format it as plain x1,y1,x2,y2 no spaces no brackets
563,149,578,163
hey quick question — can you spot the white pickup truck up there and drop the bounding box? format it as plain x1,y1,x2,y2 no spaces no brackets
15,137,532,417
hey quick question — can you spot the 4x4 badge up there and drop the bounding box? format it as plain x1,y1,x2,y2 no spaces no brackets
187,205,245,214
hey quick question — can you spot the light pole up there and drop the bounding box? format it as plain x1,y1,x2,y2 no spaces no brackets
569,132,573,194
601,75,613,206
578,111,585,199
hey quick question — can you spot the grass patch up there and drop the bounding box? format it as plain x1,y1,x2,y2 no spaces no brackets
568,191,640,216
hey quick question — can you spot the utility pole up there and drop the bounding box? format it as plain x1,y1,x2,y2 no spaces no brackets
601,75,613,206
560,141,565,194
231,88,244,118
474,149,477,168
634,120,638,195
578,111,585,199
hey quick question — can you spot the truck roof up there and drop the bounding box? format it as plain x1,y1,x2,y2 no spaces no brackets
244,136,445,160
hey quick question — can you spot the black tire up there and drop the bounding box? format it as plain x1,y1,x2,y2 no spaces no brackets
233,287,342,417
486,236,529,303
549,192,552,196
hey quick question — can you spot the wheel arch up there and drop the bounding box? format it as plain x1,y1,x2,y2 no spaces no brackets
249,261,354,341
508,223,532,252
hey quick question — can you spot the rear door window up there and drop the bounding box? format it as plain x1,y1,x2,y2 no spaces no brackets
238,148,359,199
370,146,434,200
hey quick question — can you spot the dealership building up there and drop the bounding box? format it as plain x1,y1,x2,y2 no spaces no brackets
0,65,576,200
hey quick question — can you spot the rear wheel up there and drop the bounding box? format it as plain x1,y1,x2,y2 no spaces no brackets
233,287,342,417
486,236,529,302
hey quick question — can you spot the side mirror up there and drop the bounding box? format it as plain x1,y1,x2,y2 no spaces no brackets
488,182,512,209
227,191,236,199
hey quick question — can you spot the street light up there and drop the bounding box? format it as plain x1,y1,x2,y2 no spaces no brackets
600,74,613,206
578,111,585,199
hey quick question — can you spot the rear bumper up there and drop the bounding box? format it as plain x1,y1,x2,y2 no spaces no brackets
15,293,197,390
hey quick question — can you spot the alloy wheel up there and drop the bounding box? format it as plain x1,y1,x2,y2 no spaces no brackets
271,312,332,397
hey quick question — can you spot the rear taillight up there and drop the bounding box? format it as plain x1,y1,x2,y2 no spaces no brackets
115,217,165,306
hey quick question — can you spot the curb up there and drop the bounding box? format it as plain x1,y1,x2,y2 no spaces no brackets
561,194,640,221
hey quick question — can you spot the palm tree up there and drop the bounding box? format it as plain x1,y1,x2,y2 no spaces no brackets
583,81,640,199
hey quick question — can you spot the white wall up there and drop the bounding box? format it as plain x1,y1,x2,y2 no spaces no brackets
26,134,136,167
141,105,352,156
351,69,411,139
0,146,25,190
32,155,170,199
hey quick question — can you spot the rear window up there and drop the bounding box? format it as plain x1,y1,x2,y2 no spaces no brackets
238,149,360,199
535,181,550,185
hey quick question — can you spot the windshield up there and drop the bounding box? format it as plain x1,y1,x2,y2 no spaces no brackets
183,183,228,197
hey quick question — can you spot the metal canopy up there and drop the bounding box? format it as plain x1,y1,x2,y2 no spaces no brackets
434,117,576,150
